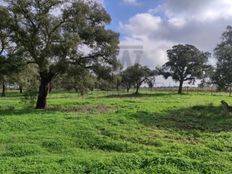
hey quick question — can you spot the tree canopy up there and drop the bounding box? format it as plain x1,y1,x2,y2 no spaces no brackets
121,64,155,94
158,44,210,94
213,26,232,91
1,0,119,108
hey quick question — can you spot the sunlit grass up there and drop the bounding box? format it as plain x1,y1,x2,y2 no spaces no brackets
0,90,232,173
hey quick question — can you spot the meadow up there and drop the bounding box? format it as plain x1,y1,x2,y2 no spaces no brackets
0,90,232,174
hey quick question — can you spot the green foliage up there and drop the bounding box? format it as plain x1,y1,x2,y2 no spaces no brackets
20,88,38,106
60,65,96,95
158,44,210,93
214,26,232,90
1,0,119,108
121,64,155,94
19,67,39,106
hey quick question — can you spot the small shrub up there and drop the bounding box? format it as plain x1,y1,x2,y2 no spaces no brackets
20,88,38,106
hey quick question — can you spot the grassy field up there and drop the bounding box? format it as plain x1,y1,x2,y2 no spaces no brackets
0,91,232,174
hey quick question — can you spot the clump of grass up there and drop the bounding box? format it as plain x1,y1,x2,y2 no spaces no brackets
3,144,42,157
42,139,66,152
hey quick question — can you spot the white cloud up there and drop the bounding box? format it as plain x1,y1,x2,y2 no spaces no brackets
122,0,139,5
168,17,186,28
119,0,232,86
120,0,232,67
159,0,232,22
120,13,161,37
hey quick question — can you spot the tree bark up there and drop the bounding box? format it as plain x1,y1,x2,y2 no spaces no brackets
19,86,23,93
126,86,130,93
135,85,140,95
229,85,232,97
178,80,184,94
48,82,52,93
36,72,54,109
116,83,120,91
1,82,6,97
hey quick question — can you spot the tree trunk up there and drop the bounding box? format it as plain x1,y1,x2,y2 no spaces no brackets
116,83,119,91
229,85,232,97
1,82,6,97
36,72,54,109
48,82,52,93
19,86,23,93
126,86,130,93
135,85,140,95
178,80,183,94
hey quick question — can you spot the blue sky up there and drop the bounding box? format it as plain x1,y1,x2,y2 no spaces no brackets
102,0,232,66
104,0,163,38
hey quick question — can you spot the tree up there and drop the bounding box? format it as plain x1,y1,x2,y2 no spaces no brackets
10,64,39,93
113,74,122,91
61,66,96,95
147,76,156,90
121,64,154,94
214,26,232,93
93,61,122,91
0,7,23,96
198,65,214,89
121,71,132,93
3,0,119,108
157,44,210,94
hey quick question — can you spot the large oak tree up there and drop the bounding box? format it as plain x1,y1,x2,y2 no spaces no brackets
2,0,119,108
158,44,209,94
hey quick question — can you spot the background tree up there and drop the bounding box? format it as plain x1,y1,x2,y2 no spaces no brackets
93,62,122,91
198,65,214,89
0,7,23,96
121,64,154,94
61,66,96,95
4,0,119,109
10,64,39,93
147,76,156,90
157,44,210,94
213,26,232,93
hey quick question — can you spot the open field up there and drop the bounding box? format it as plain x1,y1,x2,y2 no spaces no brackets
0,91,232,173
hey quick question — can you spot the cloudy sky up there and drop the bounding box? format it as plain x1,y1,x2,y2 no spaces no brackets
102,0,232,71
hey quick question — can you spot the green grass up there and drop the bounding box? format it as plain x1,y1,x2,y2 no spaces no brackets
0,90,232,173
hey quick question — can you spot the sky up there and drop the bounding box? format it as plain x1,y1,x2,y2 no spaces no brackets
100,0,232,86
102,0,232,69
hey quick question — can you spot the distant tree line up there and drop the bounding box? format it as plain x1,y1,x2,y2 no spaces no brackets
1,0,232,109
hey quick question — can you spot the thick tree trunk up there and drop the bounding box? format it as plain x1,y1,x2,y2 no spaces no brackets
116,83,120,91
19,86,23,93
1,82,6,97
36,79,49,109
178,80,184,94
126,86,130,93
36,72,54,109
135,85,140,95
48,82,52,93
229,86,232,97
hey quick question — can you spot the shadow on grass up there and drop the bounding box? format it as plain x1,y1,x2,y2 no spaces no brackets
0,107,61,117
132,105,232,132
0,103,114,117
99,92,187,99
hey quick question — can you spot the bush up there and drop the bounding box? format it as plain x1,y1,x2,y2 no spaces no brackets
20,88,37,106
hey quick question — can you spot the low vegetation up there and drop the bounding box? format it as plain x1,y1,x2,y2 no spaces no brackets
0,91,232,173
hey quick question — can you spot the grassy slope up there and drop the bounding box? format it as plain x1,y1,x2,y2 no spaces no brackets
0,91,232,174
